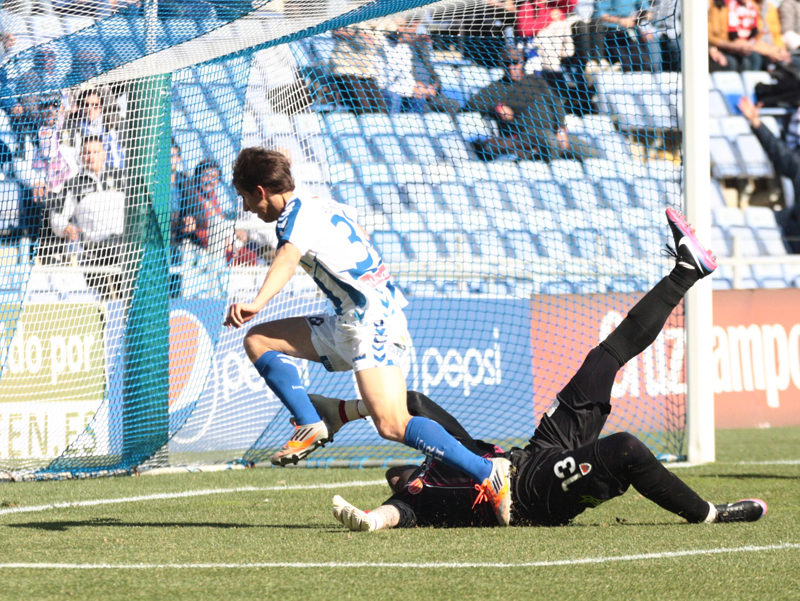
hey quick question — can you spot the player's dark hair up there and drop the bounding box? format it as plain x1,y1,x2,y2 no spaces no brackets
232,147,294,194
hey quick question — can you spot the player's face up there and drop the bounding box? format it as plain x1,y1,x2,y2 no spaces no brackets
237,185,282,223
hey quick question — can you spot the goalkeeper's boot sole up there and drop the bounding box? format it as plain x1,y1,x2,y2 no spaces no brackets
270,421,331,466
332,495,376,532
308,394,345,437
714,499,768,523
476,457,513,527
665,207,717,278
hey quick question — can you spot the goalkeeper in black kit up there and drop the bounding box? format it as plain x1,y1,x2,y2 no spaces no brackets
314,209,767,531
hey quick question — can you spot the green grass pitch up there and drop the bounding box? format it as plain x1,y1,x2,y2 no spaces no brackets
0,427,797,601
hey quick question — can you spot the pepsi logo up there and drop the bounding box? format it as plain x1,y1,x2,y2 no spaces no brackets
169,310,213,414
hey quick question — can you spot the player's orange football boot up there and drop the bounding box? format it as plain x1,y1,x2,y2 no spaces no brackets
270,421,331,466
475,457,513,527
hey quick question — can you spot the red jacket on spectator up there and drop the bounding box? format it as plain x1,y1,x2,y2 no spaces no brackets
515,0,577,38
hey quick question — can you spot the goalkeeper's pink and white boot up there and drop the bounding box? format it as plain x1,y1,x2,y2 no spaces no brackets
665,208,717,278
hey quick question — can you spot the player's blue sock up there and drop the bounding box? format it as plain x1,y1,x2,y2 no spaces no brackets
254,351,321,426
404,416,492,483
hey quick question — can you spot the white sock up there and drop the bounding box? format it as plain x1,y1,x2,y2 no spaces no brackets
703,502,718,524
342,399,369,423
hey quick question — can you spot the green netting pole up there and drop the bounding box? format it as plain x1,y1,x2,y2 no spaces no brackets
122,74,171,466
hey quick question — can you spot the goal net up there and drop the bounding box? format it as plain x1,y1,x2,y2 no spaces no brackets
0,0,685,478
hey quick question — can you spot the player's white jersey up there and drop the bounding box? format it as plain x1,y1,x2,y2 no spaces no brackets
276,194,408,322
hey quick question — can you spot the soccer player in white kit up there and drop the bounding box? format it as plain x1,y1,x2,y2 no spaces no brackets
225,148,512,525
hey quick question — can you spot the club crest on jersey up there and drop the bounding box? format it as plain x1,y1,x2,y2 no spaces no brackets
579,463,592,475
407,477,424,495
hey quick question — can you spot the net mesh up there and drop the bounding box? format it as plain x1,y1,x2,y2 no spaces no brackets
0,0,686,477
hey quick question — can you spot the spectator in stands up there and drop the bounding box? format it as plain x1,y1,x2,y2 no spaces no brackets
226,229,262,266
593,0,661,72
515,0,577,38
380,17,461,114
459,0,516,67
0,32,18,63
776,0,800,69
532,5,594,114
66,89,125,170
181,158,230,250
709,44,730,71
739,96,800,253
708,0,790,72
48,135,126,295
465,50,601,162
324,27,389,113
169,139,189,243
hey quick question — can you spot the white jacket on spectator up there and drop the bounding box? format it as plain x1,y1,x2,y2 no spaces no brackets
50,169,125,242
376,38,416,97
533,16,578,72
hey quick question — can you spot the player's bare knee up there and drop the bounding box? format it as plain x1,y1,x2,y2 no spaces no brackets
243,331,274,363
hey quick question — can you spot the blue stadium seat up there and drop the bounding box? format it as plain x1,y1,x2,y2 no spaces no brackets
742,71,773,104
189,105,226,133
518,161,553,182
406,231,442,261
391,163,426,185
734,135,773,177
755,228,788,256
370,184,406,214
712,277,733,290
457,112,493,142
563,179,603,211
633,227,663,258
759,278,788,289
437,134,473,164
608,93,649,130
425,113,457,136
358,163,395,187
713,206,746,228
598,178,634,210
460,64,493,100
473,230,510,258
503,181,538,212
711,225,731,257
632,178,665,211
439,230,478,260
641,92,677,129
392,114,427,136
423,162,458,184
717,116,751,140
325,113,361,137
710,179,727,209
537,230,574,259
531,181,569,211
752,264,786,286
292,162,325,185
434,64,465,106
300,134,329,164
208,86,245,130
504,230,541,259
571,278,606,294
438,182,476,214
571,228,604,259
540,279,575,294
336,135,375,165
744,206,779,229
332,183,373,211
709,90,730,118
486,161,522,182
594,132,632,159
0,181,21,232
606,229,638,260
371,231,410,263
549,160,585,182
711,71,746,113
165,18,201,44
405,280,440,297
293,113,324,137
403,135,439,164
406,183,442,213
710,137,744,178
472,181,508,213
359,114,394,136
607,277,648,293
725,225,762,256
371,135,408,163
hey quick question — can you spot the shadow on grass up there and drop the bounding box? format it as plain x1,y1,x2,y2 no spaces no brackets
694,473,800,480
6,518,337,532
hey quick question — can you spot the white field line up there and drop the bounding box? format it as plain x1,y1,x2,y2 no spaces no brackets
668,459,800,469
0,543,796,569
0,479,388,517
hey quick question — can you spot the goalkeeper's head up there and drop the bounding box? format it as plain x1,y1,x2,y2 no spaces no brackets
233,147,296,223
